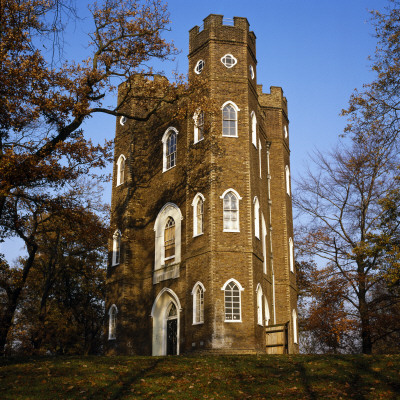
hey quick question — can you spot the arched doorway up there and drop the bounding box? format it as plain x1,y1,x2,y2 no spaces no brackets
166,303,178,355
151,288,181,356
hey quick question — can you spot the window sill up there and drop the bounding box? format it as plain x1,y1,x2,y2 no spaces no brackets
223,229,240,233
192,321,204,326
252,142,257,148
194,137,204,145
257,322,263,326
111,262,120,267
255,235,260,240
224,319,242,323
163,165,176,173
193,232,204,238
153,262,180,284
108,337,116,341
222,134,238,138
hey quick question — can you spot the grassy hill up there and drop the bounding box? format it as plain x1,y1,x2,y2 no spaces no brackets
1,354,400,399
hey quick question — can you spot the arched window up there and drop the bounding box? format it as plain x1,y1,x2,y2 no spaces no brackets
108,304,118,340
256,284,263,326
154,203,183,277
222,279,244,322
222,102,239,137
284,125,288,139
264,297,270,326
164,217,175,265
285,165,291,196
289,237,294,273
292,309,298,344
258,139,262,178
220,189,242,232
162,127,178,172
261,212,267,274
193,110,204,143
192,193,205,237
251,111,257,147
253,196,260,239
116,154,126,186
192,282,205,324
112,230,121,266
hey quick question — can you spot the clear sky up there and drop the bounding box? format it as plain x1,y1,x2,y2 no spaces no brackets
1,0,389,263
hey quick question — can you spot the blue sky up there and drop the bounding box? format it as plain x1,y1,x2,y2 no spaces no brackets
2,0,389,263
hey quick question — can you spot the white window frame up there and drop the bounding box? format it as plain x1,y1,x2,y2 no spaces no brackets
162,127,178,172
194,59,205,74
249,65,255,79
116,154,126,186
119,116,126,126
221,54,237,68
289,237,294,273
192,193,205,237
253,196,260,239
284,125,288,139
191,281,205,325
154,203,183,270
221,101,240,138
221,278,244,322
258,139,262,179
108,304,118,340
261,212,267,274
256,284,263,326
264,296,270,326
220,188,242,232
193,110,204,144
293,309,298,344
285,165,291,196
251,111,257,147
112,230,121,266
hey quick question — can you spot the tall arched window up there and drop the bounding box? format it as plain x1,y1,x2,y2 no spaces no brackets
193,110,204,143
222,279,244,322
285,165,291,196
289,237,294,273
292,309,298,344
154,203,183,277
108,304,118,340
251,111,257,147
164,217,175,265
112,230,121,266
261,213,267,274
253,196,260,239
162,127,178,172
116,154,126,186
256,284,263,326
221,189,242,232
192,282,205,324
264,297,270,326
192,193,205,237
222,101,239,137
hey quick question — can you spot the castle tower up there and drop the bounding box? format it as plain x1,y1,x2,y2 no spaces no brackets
106,15,298,355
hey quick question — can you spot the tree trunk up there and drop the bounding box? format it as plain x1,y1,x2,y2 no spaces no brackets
0,245,37,355
359,283,373,354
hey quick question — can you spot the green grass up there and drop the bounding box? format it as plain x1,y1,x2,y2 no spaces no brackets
1,354,400,399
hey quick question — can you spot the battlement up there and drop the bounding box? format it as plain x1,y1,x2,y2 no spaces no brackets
258,85,288,115
189,14,256,56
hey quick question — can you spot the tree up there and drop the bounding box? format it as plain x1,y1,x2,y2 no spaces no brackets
8,208,108,355
0,0,207,355
294,136,400,353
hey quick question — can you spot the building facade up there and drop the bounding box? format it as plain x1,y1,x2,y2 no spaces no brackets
106,14,298,355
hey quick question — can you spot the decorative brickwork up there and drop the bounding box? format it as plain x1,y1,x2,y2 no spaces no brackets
106,14,298,355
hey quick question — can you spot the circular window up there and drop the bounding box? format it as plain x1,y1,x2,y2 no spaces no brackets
195,59,205,74
221,54,237,68
120,116,127,126
249,65,255,79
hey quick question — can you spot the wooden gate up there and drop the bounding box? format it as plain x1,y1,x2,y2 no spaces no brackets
265,322,289,354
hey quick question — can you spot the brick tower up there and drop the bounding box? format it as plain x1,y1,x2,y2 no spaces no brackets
106,14,298,355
